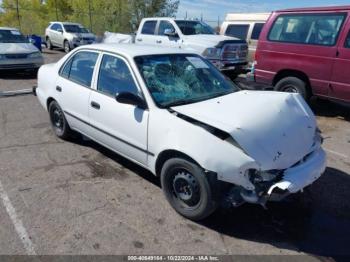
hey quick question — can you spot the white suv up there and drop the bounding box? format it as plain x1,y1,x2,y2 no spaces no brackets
45,22,96,53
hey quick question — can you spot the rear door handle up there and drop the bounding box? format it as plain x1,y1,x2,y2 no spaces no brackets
137,38,143,42
90,101,100,110
56,86,62,92
156,40,162,44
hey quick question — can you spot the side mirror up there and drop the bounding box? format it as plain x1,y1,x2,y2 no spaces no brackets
164,28,178,37
116,92,147,109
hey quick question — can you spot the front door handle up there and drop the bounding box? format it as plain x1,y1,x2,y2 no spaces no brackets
137,38,143,42
156,40,162,44
56,86,62,92
90,101,100,110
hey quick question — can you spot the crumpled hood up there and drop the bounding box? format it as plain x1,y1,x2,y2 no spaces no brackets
172,91,317,170
182,34,242,52
0,43,39,54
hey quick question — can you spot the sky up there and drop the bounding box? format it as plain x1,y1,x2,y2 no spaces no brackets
176,0,350,23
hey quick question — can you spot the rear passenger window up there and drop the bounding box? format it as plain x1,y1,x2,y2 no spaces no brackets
97,54,139,97
225,24,250,39
268,13,346,46
141,21,157,35
345,31,350,48
60,51,99,87
251,23,265,40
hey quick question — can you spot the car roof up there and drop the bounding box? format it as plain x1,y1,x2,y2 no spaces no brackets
0,27,19,31
277,5,350,13
50,21,82,26
76,43,195,58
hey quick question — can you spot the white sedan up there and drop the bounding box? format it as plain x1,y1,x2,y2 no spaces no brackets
36,44,326,221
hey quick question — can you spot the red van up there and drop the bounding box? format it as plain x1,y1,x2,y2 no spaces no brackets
253,6,350,103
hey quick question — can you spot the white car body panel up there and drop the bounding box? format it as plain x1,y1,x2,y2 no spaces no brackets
172,90,317,170
36,44,326,204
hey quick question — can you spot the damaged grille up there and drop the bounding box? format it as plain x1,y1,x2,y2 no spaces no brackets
5,53,28,59
221,44,248,61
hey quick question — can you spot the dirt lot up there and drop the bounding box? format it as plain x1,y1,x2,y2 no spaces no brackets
0,50,349,260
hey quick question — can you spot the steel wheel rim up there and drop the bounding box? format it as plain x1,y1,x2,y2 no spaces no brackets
171,169,201,208
52,107,64,131
283,85,299,93
64,42,70,53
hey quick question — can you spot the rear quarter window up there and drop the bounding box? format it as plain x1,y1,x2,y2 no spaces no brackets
268,13,346,46
251,23,265,40
141,21,157,35
225,24,250,39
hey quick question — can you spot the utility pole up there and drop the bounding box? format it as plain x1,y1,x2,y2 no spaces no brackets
16,0,21,29
88,0,93,32
201,13,203,22
54,0,58,20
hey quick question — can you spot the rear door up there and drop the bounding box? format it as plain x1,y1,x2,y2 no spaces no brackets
55,50,100,134
135,20,158,45
330,17,350,102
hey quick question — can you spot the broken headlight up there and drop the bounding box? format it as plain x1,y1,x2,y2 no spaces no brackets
246,169,282,184
203,47,221,60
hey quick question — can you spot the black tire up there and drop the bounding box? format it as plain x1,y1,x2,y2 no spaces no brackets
46,37,53,50
64,40,71,53
48,101,72,140
160,158,218,221
275,77,310,101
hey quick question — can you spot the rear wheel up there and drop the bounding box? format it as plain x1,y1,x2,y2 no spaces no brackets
275,77,310,101
161,158,218,221
48,101,72,140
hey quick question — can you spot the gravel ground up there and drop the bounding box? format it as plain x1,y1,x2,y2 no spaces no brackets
0,49,349,260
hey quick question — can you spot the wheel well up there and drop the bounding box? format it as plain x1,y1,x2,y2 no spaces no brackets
46,97,55,110
273,70,311,92
155,150,201,177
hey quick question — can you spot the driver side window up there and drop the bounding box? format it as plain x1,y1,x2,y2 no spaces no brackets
158,21,176,36
97,54,139,97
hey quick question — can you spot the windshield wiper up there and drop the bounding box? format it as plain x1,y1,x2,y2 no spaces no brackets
163,98,201,108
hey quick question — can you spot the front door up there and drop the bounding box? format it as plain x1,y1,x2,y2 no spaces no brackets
88,53,149,165
330,26,350,102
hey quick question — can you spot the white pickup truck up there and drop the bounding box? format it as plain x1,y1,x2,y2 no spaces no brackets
134,18,249,78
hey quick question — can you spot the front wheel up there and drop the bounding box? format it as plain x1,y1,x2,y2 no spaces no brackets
64,40,71,53
48,101,72,140
160,158,218,221
46,37,53,50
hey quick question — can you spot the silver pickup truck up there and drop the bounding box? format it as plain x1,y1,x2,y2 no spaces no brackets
135,18,249,79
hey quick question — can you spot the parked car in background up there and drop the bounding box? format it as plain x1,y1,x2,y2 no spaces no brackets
36,44,326,221
220,13,270,62
0,27,44,73
45,22,96,53
253,5,350,103
134,18,249,79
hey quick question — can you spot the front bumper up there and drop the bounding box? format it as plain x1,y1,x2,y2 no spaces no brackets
228,148,327,207
72,40,95,48
267,147,326,196
0,57,44,70
209,59,248,72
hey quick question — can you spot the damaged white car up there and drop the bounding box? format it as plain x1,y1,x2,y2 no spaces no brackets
36,44,326,221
